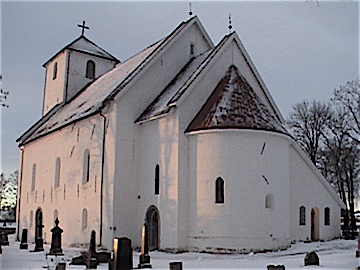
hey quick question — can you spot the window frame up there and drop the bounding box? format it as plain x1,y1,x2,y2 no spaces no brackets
299,206,306,225
86,60,95,79
215,177,224,204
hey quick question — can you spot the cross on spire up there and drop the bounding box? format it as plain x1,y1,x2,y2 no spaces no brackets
77,20,89,36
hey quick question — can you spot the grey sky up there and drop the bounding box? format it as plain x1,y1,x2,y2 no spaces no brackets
1,1,359,175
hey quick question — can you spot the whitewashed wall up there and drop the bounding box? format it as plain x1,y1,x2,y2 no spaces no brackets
187,130,291,252
289,144,342,242
43,51,68,115
66,51,117,102
18,115,105,247
111,20,212,248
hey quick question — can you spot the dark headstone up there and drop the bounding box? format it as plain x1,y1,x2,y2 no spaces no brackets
356,234,360,258
267,265,285,270
34,237,44,252
170,262,183,270
50,218,63,255
0,231,9,246
56,262,66,270
20,228,28,249
304,251,319,266
138,223,152,269
70,230,110,268
112,237,133,270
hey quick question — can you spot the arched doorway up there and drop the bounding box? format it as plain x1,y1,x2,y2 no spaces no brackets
34,208,44,251
145,206,160,251
311,207,319,241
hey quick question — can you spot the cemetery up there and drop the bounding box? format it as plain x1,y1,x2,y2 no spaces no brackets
0,219,359,269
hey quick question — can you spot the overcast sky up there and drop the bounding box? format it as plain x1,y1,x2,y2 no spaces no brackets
1,0,359,175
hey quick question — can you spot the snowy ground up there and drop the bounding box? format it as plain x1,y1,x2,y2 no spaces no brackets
0,234,359,270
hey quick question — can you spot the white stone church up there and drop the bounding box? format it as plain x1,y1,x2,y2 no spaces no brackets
17,16,345,252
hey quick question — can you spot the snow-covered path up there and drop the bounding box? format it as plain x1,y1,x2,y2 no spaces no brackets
0,234,358,269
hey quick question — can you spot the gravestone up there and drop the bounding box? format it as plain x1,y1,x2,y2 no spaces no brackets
70,230,110,268
49,218,63,255
304,251,319,266
56,262,66,270
112,237,133,270
169,261,183,270
34,237,44,252
20,228,28,249
356,233,360,258
267,265,285,270
138,223,152,269
0,231,9,246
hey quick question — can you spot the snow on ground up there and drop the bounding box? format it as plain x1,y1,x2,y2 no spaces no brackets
0,234,359,270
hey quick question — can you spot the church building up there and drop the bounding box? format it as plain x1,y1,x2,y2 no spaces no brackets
17,16,345,252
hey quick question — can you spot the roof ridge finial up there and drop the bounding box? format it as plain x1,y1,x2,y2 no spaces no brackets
78,20,90,36
189,2,193,18
228,13,233,33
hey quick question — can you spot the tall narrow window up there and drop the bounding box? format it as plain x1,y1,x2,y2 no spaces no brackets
31,164,36,192
299,206,306,225
82,149,90,184
215,177,224,204
265,194,274,210
29,210,33,227
155,165,160,195
324,207,330,226
82,208,88,230
53,62,58,80
190,42,195,55
86,60,95,79
54,157,61,188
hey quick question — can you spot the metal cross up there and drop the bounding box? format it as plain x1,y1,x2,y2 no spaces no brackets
77,21,89,36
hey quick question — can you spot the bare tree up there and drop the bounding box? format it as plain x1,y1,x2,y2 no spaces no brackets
332,79,360,144
0,75,9,108
287,100,331,165
0,171,18,211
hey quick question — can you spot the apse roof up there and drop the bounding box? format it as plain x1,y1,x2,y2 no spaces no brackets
186,65,288,135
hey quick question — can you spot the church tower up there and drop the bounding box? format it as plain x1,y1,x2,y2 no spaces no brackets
42,23,119,115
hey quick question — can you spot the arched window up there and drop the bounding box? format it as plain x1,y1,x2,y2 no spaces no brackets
86,60,95,79
54,157,61,188
53,62,58,80
155,165,160,195
265,194,274,210
215,177,224,204
324,207,330,226
82,149,90,184
29,210,33,227
82,208,88,230
31,164,36,192
53,209,58,225
299,206,306,225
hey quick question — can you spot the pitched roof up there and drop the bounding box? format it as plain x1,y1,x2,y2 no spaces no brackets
186,65,288,135
136,34,231,123
43,35,119,67
18,16,205,146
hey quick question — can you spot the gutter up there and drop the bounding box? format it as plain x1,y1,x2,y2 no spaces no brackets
99,111,107,247
16,147,25,241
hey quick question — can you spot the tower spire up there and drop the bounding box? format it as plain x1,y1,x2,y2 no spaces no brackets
228,13,233,33
77,20,89,36
189,2,193,17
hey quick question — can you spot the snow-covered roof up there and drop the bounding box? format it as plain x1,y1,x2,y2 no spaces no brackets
18,16,201,145
43,35,119,67
186,65,288,134
136,34,231,123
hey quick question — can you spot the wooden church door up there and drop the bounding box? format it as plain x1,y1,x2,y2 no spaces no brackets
311,207,319,241
146,206,160,251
